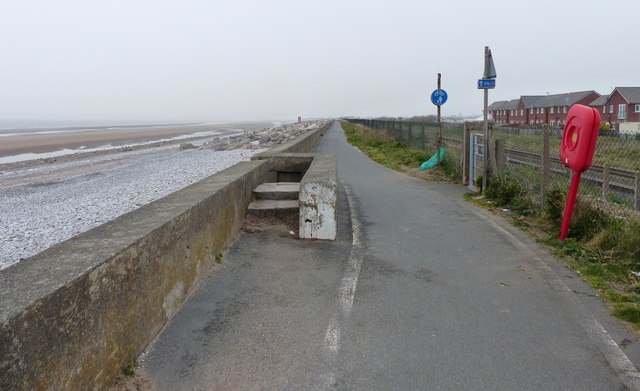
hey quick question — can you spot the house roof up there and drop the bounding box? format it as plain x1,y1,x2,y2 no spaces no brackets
487,101,507,111
520,95,545,108
589,95,609,106
536,91,598,108
502,98,520,110
613,87,640,104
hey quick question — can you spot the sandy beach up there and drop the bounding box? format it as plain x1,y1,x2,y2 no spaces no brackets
0,121,273,158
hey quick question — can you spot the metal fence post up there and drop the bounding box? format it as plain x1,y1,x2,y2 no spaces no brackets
421,122,426,151
602,166,611,204
463,122,470,185
408,122,413,148
635,172,640,211
541,127,550,203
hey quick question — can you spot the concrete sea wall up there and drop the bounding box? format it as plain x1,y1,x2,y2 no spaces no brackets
0,121,331,390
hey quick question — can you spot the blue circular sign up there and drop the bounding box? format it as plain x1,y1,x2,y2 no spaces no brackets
431,89,448,106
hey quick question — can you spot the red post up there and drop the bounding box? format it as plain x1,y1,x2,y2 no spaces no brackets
559,172,582,240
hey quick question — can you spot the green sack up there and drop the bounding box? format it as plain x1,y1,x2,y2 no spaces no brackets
420,147,446,170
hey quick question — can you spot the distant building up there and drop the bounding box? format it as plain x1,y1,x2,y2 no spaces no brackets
489,90,600,127
597,87,640,131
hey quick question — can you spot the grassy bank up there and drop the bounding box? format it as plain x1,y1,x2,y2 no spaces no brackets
340,121,459,181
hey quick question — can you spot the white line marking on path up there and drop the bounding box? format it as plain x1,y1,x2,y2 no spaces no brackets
318,185,364,390
470,207,640,391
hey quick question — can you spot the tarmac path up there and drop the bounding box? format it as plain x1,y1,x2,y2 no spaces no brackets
141,121,640,390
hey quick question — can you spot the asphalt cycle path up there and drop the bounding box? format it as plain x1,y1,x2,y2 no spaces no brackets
142,120,640,390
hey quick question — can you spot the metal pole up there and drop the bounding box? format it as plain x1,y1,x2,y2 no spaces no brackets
482,87,489,192
437,73,442,165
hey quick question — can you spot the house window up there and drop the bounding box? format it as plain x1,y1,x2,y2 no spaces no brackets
603,106,606,113
550,107,554,114
541,108,545,114
619,104,627,120
610,104,614,113
521,109,524,116
530,108,533,114
636,104,640,112
563,107,567,113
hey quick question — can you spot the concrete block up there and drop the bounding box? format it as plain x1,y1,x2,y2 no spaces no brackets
254,182,300,200
299,154,337,240
247,200,299,217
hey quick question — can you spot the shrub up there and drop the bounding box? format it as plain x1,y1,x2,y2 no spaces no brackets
484,175,535,215
485,175,525,206
545,186,567,226
569,196,612,241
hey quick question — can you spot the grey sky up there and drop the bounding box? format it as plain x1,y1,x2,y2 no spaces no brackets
1,0,637,122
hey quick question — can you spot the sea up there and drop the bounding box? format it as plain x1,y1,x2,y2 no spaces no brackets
0,119,216,165
0,119,195,136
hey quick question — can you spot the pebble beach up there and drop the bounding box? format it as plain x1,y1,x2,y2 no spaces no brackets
0,120,328,270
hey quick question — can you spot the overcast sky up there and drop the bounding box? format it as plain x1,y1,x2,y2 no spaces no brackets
1,0,637,123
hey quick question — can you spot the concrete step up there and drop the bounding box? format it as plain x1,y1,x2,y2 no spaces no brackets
253,182,300,200
247,200,299,217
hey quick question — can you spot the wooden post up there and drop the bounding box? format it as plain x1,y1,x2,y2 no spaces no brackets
541,127,550,203
463,122,470,185
602,166,611,204
489,135,498,176
495,139,505,176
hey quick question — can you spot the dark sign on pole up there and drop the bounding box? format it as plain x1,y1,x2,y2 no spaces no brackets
477,79,496,89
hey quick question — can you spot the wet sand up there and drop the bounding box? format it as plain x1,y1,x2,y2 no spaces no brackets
0,121,273,157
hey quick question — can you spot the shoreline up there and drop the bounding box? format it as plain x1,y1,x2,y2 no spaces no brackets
0,121,273,158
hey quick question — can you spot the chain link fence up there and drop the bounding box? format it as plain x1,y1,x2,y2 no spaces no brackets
497,127,640,213
345,119,640,213
346,119,464,178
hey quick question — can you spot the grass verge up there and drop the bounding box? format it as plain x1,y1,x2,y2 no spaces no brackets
470,176,640,332
340,121,458,182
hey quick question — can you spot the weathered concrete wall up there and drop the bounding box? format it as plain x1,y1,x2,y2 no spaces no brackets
0,161,270,390
0,121,331,391
299,154,338,240
254,120,330,157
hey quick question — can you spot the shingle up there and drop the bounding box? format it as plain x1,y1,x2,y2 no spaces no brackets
520,95,545,108
535,91,597,108
615,87,640,104
487,101,507,110
502,99,520,110
589,95,609,106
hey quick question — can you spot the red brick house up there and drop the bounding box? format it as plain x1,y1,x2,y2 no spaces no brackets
520,96,544,125
488,101,507,124
588,94,609,120
537,90,600,127
598,87,640,130
489,90,600,127
502,99,520,125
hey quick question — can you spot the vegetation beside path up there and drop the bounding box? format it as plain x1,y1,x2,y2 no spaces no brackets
340,121,455,182
340,120,640,333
